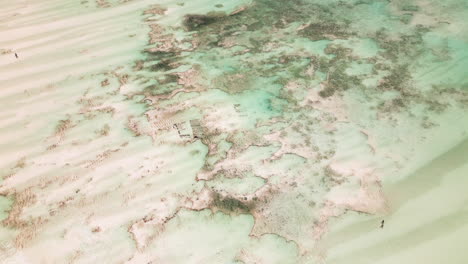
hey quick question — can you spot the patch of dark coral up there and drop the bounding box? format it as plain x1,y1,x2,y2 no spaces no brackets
377,64,412,91
183,12,229,31
327,69,362,94
299,22,353,41
318,86,336,98
145,50,179,60
189,0,356,49
157,74,179,85
374,28,428,62
324,45,354,61
391,97,405,108
400,4,420,12
317,45,364,97
210,192,255,214
150,59,179,72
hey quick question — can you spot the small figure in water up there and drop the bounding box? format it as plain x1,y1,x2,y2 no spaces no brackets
380,220,385,228
15,53,18,59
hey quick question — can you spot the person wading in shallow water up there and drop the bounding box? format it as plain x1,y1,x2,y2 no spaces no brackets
380,220,385,228
15,53,18,59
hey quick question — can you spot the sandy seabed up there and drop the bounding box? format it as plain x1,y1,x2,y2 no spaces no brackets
1,0,468,263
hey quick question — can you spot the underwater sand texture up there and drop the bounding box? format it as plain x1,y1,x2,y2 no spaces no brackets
1,0,468,263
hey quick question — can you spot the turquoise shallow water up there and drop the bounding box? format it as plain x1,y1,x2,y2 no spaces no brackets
1,0,468,263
